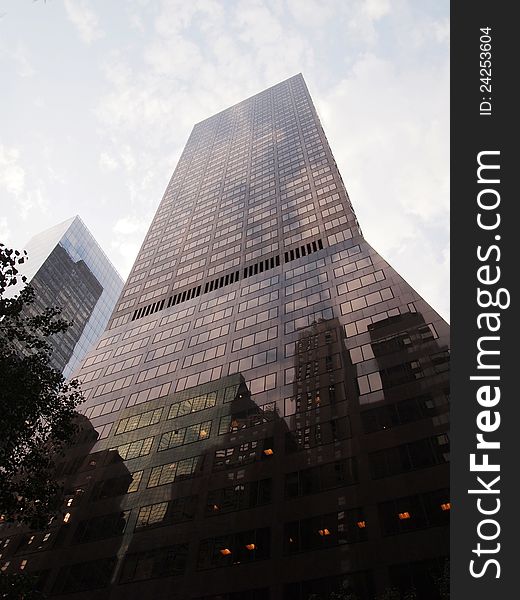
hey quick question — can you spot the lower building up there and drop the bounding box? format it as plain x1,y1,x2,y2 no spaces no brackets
13,216,124,377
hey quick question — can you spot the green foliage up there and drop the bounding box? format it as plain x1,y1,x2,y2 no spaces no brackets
0,572,44,600
308,593,360,600
0,244,84,529
330,592,360,600
433,559,450,599
375,588,402,600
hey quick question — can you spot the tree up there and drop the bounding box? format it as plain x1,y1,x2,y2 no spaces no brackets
433,559,450,600
0,244,84,529
0,572,44,600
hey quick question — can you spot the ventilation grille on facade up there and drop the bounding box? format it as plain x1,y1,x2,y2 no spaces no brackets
284,238,323,264
130,237,324,322
242,255,280,279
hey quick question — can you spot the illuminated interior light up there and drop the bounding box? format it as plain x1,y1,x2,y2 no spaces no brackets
219,548,232,556
441,502,451,511
356,521,366,529
263,448,274,455
318,528,331,536
63,513,71,523
398,512,411,520
245,543,256,550
212,504,220,511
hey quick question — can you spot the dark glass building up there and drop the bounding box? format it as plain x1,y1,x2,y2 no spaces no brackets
13,216,124,377
0,75,449,599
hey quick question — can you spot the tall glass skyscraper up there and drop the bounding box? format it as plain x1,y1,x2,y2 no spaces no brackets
15,216,124,377
0,75,449,599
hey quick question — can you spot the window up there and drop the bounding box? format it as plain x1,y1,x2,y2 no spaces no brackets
147,455,204,488
90,470,142,501
119,544,188,583
284,571,374,600
115,408,163,435
206,479,272,516
110,436,154,461
135,496,196,530
378,489,450,535
218,402,277,435
73,511,130,543
213,438,274,471
52,557,117,594
158,420,212,451
197,528,270,570
168,391,217,419
369,435,450,479
285,458,358,498
361,395,436,433
285,417,351,453
283,512,343,555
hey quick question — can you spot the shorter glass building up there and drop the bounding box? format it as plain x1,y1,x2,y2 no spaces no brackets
17,216,124,377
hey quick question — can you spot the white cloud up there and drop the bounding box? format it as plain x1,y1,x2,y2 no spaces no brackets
110,239,141,279
286,0,335,27
128,12,145,33
101,53,133,87
10,42,34,78
318,50,450,319
0,147,52,228
64,0,104,45
363,0,391,20
34,0,448,317
0,145,25,196
119,146,137,172
153,0,225,37
434,17,450,44
144,35,204,78
0,217,11,243
111,214,152,278
113,216,145,236
1,0,450,327
17,187,48,221
99,152,119,171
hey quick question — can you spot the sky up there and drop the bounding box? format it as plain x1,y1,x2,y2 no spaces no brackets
0,0,449,321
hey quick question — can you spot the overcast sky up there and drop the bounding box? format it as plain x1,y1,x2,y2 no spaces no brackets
0,0,449,321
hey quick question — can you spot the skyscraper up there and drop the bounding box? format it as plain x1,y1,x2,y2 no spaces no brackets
0,75,449,599
13,216,124,377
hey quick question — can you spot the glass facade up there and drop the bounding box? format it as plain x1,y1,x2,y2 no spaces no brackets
0,75,449,599
15,216,124,377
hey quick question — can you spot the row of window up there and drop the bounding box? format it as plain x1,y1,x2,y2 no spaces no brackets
361,394,442,434
121,224,328,327
6,480,448,575
158,419,212,452
340,286,394,316
369,435,450,479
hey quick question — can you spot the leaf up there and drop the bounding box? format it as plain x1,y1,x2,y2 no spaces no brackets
0,244,85,527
